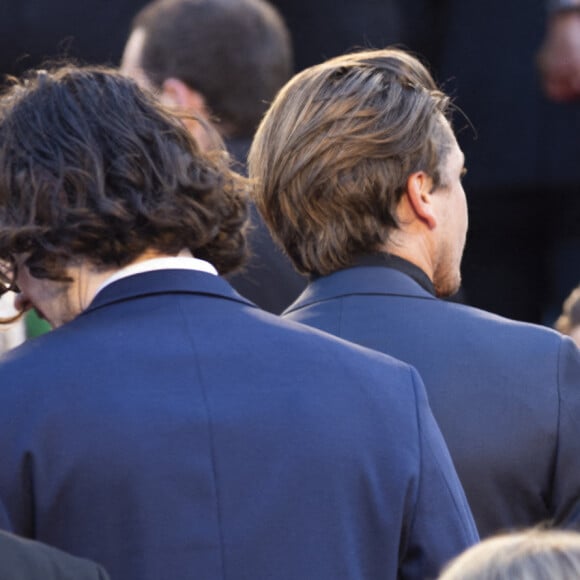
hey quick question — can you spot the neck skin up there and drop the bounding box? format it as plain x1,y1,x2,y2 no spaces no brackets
73,248,183,313
380,193,436,283
15,248,192,328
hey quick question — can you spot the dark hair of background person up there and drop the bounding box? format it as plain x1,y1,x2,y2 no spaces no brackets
131,0,293,138
0,66,248,281
439,528,580,580
248,48,453,277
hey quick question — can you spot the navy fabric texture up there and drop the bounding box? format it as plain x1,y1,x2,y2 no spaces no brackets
0,269,476,580
284,264,580,537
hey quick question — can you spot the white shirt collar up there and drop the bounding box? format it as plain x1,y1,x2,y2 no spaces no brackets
95,255,218,298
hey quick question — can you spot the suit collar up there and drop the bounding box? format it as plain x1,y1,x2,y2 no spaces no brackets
285,264,436,314
84,268,255,315
345,253,435,295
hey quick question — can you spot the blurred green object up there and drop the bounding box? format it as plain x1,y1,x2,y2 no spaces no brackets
25,310,51,338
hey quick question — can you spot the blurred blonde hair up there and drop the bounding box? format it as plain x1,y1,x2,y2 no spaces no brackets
439,529,580,580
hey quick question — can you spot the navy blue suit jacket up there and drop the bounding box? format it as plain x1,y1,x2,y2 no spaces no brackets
0,269,477,580
284,264,580,537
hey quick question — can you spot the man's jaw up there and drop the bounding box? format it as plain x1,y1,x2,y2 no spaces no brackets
14,294,51,327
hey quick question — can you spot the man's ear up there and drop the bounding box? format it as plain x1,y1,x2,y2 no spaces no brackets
404,171,437,229
160,78,208,118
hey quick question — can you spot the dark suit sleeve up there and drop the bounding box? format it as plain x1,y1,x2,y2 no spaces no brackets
552,336,580,527
399,369,479,580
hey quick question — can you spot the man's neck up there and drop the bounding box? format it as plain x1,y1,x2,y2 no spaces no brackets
349,252,436,296
72,249,194,316
380,242,435,283
93,250,218,298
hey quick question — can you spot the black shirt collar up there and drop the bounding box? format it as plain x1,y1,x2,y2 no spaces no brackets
347,253,436,295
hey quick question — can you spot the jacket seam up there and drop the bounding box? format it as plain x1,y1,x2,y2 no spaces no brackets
176,295,227,580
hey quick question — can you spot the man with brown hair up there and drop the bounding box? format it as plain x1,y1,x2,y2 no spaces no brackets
0,65,476,580
249,47,580,538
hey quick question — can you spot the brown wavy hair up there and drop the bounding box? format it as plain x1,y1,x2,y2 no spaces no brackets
248,48,453,276
0,65,248,281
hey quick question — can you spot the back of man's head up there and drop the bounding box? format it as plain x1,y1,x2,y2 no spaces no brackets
0,65,248,281
126,0,292,138
248,48,454,277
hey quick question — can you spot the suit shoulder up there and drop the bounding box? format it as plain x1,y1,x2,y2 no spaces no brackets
276,312,417,369
265,313,424,408
445,301,567,347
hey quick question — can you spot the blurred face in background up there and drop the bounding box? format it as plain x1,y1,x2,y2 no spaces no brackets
120,28,215,151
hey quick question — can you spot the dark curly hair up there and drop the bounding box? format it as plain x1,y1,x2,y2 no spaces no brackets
0,64,249,281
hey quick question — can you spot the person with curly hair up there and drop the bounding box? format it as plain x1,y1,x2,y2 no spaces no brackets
0,65,477,580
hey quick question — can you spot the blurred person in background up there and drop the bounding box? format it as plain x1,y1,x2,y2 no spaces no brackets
555,284,580,346
439,528,580,580
538,0,580,102
121,0,305,313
